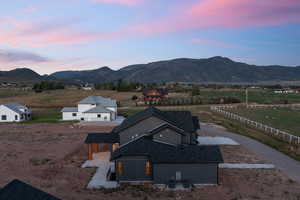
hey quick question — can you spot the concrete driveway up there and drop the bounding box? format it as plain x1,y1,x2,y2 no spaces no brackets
200,124,300,183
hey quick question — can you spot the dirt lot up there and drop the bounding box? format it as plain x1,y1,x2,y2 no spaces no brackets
0,123,300,200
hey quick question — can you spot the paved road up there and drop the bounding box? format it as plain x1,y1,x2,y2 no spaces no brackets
200,124,300,183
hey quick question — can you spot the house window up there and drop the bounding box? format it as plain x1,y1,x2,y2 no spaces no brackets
145,161,152,175
72,113,77,117
97,114,101,118
15,115,18,120
116,162,124,174
104,116,107,120
1,115,7,121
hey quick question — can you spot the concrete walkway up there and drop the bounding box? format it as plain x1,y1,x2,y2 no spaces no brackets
200,124,300,183
81,152,118,189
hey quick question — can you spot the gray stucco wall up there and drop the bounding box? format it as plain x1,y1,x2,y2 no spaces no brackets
153,128,182,145
153,163,218,184
119,117,165,145
116,156,152,181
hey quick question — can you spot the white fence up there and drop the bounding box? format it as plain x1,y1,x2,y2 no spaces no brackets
210,105,300,145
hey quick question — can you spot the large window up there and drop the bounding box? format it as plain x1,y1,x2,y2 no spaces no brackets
1,115,7,121
72,113,77,117
145,161,152,175
116,162,124,174
97,114,101,118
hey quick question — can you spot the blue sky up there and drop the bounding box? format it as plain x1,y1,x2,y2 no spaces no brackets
0,0,299,74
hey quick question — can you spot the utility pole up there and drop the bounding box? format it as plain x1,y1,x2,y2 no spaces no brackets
245,88,248,108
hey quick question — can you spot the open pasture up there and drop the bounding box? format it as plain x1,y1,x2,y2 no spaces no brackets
199,89,300,104
230,106,300,137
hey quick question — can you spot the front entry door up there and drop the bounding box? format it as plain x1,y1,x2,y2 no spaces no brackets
175,171,182,181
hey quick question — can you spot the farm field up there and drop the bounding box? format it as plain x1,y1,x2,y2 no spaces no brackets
199,89,300,104
0,88,33,98
0,89,140,108
230,107,300,136
0,89,190,108
0,123,299,200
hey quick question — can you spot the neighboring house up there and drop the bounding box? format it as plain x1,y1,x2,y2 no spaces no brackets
274,88,299,94
0,179,61,200
84,107,223,187
82,86,94,91
61,96,117,122
142,88,168,103
0,102,32,122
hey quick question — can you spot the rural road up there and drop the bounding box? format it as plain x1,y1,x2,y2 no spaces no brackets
200,124,300,183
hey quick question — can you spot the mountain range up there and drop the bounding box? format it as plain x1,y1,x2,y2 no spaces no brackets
1,57,300,84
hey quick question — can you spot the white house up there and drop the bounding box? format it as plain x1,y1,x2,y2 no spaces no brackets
61,96,117,122
0,102,32,122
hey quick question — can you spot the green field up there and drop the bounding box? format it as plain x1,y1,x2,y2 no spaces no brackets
199,89,300,104
231,107,300,136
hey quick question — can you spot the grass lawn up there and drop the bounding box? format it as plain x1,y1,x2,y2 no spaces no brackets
24,108,63,123
230,107,300,136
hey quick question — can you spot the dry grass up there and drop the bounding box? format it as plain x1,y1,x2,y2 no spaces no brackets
0,90,140,108
0,123,300,200
0,89,191,108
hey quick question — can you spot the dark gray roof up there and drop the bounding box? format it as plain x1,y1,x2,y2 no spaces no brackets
78,96,116,107
85,132,119,144
61,107,78,112
2,102,28,114
113,107,197,133
149,123,186,136
111,136,223,164
0,179,61,200
83,105,112,113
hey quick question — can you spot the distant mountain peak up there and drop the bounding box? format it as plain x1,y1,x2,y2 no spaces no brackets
209,56,233,62
97,66,114,71
1,57,300,84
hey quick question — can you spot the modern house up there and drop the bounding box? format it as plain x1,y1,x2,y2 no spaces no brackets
0,102,32,122
0,179,61,200
84,107,223,187
61,96,117,122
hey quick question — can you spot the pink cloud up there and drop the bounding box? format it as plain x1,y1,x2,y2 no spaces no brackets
191,38,247,49
0,17,125,47
132,0,300,34
91,0,142,6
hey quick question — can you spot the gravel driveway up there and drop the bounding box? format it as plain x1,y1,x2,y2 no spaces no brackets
200,124,300,183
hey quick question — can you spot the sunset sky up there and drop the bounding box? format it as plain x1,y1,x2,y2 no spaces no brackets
0,0,300,74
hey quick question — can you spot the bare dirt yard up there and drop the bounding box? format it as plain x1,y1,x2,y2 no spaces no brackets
0,123,300,200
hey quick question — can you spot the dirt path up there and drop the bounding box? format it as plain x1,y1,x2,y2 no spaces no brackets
200,124,300,183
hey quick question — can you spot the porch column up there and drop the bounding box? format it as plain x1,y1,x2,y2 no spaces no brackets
88,144,93,160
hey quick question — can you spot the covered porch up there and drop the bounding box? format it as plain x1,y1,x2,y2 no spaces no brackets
85,132,119,160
